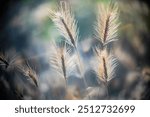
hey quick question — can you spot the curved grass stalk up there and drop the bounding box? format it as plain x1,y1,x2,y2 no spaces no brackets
0,51,22,72
20,61,39,87
49,1,88,90
0,50,39,87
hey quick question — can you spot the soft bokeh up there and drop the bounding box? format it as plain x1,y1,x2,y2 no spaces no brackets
0,0,150,99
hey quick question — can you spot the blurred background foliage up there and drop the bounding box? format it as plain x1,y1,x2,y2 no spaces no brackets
0,0,150,99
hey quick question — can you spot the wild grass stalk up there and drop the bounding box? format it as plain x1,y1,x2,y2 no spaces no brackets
94,48,118,98
94,1,119,99
49,2,88,90
20,61,39,87
95,1,120,48
0,51,22,72
0,51,39,87
50,40,77,90
0,1,121,99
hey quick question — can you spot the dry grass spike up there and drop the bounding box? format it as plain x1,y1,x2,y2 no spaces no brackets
20,61,39,87
49,1,90,96
49,1,79,47
0,50,22,72
95,1,120,46
95,48,118,83
50,40,77,87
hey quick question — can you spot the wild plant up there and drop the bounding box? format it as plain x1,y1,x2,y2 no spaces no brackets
93,2,119,98
0,50,39,88
49,2,88,90
49,41,77,89
49,1,120,99
20,61,39,87
0,50,21,72
0,0,120,99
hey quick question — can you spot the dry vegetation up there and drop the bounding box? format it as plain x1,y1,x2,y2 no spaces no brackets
49,1,119,99
0,0,149,100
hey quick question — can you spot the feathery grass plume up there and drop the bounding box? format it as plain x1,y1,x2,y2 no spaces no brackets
95,48,118,82
49,1,88,91
95,1,120,47
20,61,39,87
0,50,22,72
49,1,89,93
49,1,79,47
94,47,118,98
50,40,77,88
